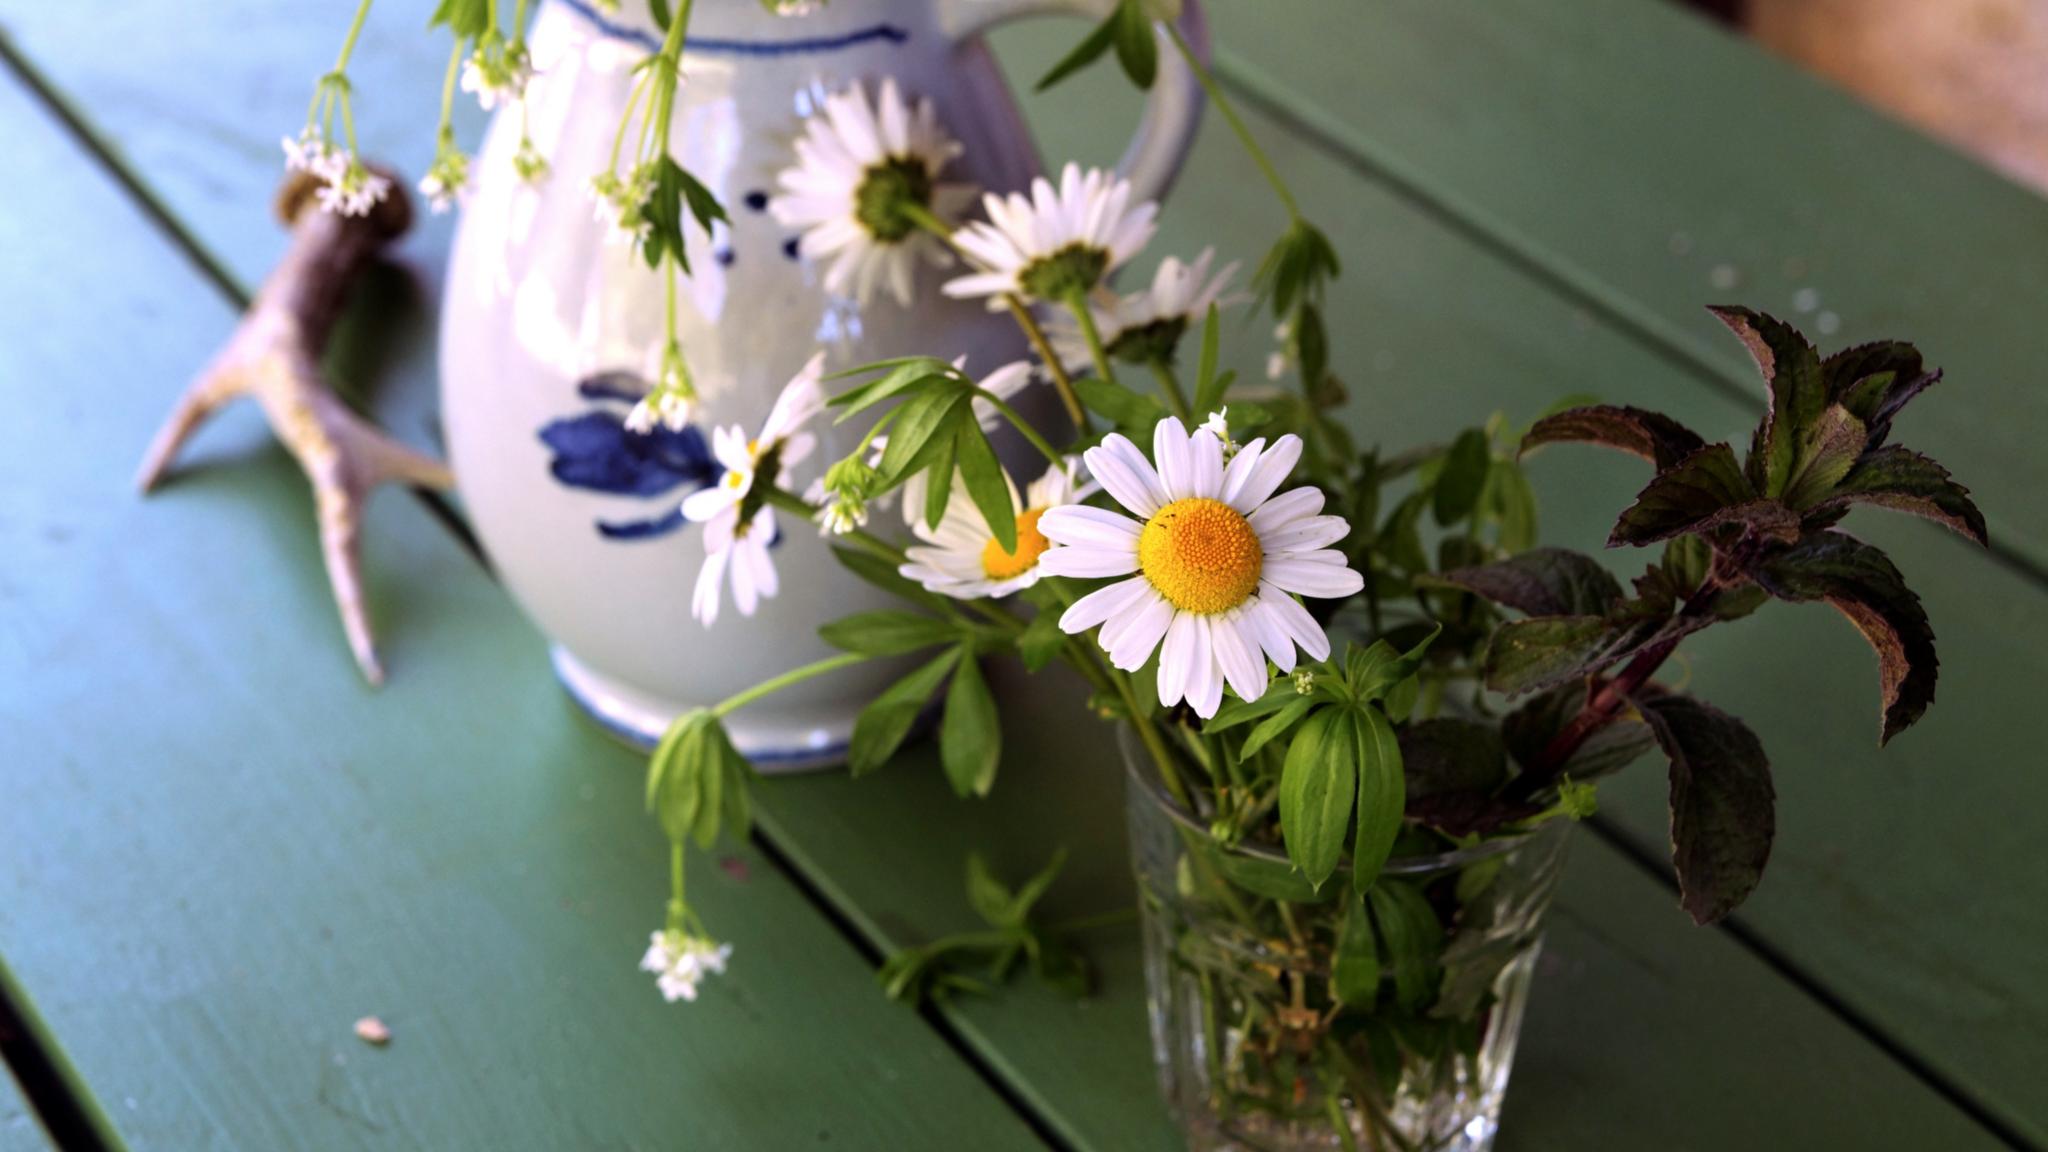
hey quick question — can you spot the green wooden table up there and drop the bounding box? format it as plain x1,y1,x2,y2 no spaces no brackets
1,2,2041,1148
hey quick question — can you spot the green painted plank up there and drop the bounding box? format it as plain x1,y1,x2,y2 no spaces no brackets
0,76,1045,1152
1201,0,2048,577
4,2,2036,1147
0,1069,54,1151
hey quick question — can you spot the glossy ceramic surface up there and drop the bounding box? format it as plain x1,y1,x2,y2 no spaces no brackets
440,0,1204,765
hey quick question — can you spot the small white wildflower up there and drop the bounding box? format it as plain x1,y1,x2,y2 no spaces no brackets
1198,410,1238,461
639,929,732,1003
460,41,535,112
590,165,656,246
417,145,471,215
1293,669,1315,695
281,128,341,178
512,136,551,185
625,389,695,435
1266,351,1289,381
314,159,392,218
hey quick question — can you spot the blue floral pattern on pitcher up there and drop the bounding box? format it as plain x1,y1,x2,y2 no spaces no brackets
538,374,719,541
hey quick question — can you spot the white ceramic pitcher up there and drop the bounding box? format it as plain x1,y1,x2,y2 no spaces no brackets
439,0,1206,768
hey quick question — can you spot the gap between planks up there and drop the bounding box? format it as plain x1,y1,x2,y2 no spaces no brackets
2,27,2031,1152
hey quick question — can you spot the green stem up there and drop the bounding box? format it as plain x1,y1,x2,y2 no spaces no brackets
436,39,462,141
511,0,532,39
1048,907,1139,934
712,652,871,717
1066,289,1125,398
1166,22,1301,222
973,389,1064,468
666,841,687,931
1006,295,1088,432
333,0,375,72
1148,357,1194,423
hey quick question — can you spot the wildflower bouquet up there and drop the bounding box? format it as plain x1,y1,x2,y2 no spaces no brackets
294,1,1983,1148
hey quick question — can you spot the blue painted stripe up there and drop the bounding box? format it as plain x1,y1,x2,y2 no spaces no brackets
560,0,908,56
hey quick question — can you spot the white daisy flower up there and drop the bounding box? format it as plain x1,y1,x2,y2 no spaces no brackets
901,459,1089,600
682,356,828,624
770,78,975,307
944,163,1158,309
1048,248,1244,368
639,929,732,1003
1038,417,1364,718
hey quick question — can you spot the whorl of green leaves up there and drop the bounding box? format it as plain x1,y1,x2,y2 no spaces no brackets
645,710,754,850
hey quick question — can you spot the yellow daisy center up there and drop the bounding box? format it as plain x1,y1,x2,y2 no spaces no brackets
981,507,1052,581
1138,498,1262,614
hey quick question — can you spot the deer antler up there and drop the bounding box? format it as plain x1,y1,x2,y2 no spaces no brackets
137,168,452,686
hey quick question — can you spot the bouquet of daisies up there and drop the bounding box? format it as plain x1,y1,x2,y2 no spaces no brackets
296,1,1984,1145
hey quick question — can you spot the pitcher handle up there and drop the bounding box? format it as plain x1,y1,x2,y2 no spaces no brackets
940,0,1209,207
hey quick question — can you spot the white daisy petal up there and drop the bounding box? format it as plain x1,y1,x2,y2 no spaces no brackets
1212,612,1268,703
1157,611,1198,709
1260,515,1352,554
1060,575,1153,633
1261,583,1333,662
1243,599,1300,673
1083,435,1169,517
1037,543,1141,578
1263,557,1366,600
1037,505,1141,550
1228,435,1305,514
1153,417,1192,500
1108,592,1175,671
1247,486,1326,534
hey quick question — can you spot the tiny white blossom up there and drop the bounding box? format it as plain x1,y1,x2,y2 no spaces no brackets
313,160,392,218
625,388,696,435
639,930,732,1003
1293,669,1316,695
461,41,535,112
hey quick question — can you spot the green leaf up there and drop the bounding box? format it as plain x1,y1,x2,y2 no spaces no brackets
1073,374,1167,434
1751,530,1938,743
1432,429,1491,525
1709,307,1828,498
1239,696,1320,761
921,433,957,532
1332,898,1382,1006
1521,405,1706,470
965,853,1016,927
820,610,959,656
1778,404,1867,509
1399,719,1510,799
1366,883,1442,1012
952,423,1017,552
1352,623,1442,703
677,166,730,235
1661,535,1711,598
647,0,672,29
1203,682,1296,733
428,0,491,36
1821,339,1938,447
1636,693,1776,925
1351,706,1404,893
850,648,963,776
830,359,950,419
1198,840,1335,903
1016,608,1066,673
830,545,954,615
879,389,968,481
1110,0,1159,89
1483,615,1659,698
1035,8,1118,91
1432,548,1623,617
1815,445,1987,546
940,648,1001,797
1278,709,1353,891
1484,459,1540,552
1192,304,1226,414
1296,303,1330,395
1609,443,1781,547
